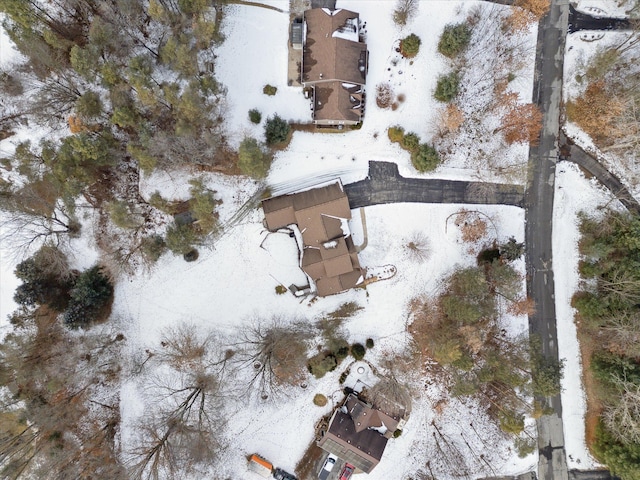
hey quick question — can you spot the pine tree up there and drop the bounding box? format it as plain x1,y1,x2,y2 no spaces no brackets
264,115,290,145
238,137,272,178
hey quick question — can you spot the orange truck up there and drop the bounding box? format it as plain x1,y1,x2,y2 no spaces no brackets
248,454,273,478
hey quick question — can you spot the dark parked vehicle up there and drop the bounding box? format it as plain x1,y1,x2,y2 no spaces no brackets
273,467,297,480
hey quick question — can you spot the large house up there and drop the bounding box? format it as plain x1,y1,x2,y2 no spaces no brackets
302,8,368,126
317,394,400,474
261,181,364,297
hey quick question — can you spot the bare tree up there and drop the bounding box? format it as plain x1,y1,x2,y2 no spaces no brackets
403,231,430,263
367,374,413,419
129,323,231,480
393,0,419,26
602,376,640,445
130,371,222,480
232,318,311,398
0,319,125,479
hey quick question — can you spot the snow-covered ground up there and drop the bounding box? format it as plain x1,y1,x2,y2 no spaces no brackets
0,0,620,477
113,3,541,477
553,162,627,469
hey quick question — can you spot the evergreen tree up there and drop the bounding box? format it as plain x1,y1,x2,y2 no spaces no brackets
64,266,113,328
438,23,472,58
264,115,290,145
238,137,272,178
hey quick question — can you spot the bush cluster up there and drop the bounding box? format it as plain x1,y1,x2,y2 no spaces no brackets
308,353,337,378
351,343,366,360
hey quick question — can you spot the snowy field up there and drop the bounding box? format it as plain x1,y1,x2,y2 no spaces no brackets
0,0,624,477
117,2,539,477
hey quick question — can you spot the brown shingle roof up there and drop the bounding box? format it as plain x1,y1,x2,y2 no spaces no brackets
262,182,364,297
302,8,367,124
303,9,366,85
313,82,363,124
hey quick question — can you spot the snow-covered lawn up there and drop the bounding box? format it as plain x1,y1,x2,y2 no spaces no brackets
0,0,619,477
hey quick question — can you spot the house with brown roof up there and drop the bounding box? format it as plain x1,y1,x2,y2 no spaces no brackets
262,181,365,297
302,8,368,126
317,394,400,474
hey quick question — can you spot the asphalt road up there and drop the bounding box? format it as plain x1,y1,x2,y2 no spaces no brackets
560,133,640,214
344,161,524,208
526,0,570,479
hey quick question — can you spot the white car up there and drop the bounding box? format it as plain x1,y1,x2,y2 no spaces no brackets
318,454,338,480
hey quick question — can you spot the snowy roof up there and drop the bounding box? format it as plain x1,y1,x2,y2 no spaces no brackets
302,8,367,85
262,182,364,296
317,394,399,473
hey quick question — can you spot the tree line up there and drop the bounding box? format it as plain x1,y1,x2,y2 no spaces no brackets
574,211,640,479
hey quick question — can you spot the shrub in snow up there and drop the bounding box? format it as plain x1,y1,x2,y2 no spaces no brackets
515,437,536,458
183,248,199,262
411,144,440,172
248,108,262,124
437,23,472,59
401,132,420,152
434,71,460,102
499,236,525,262
335,345,349,360
313,394,328,406
393,429,403,438
399,33,421,58
264,115,290,146
63,266,113,328
376,82,394,109
366,338,374,349
263,84,277,96
275,285,287,295
387,126,405,144
238,137,272,178
308,353,337,378
351,343,366,360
